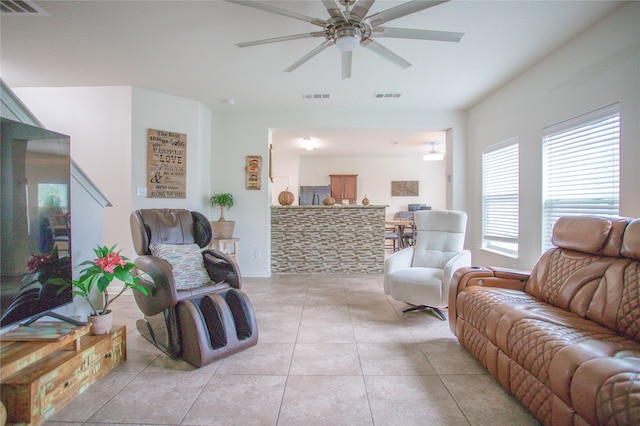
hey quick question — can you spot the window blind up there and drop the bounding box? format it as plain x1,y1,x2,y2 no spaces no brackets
542,103,620,250
482,139,519,256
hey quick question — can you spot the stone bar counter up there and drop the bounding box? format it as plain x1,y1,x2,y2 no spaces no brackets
271,205,386,273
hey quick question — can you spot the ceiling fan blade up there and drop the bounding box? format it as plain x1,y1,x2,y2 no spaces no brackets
341,51,352,79
321,0,344,19
350,0,375,22
225,0,326,27
237,32,326,48
366,0,449,27
284,40,333,73
361,39,411,69
373,26,464,42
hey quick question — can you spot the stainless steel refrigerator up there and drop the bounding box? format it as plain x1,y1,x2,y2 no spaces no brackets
299,185,332,205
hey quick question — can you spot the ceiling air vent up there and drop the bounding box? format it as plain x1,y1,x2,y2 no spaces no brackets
374,93,402,99
302,93,330,100
0,0,48,15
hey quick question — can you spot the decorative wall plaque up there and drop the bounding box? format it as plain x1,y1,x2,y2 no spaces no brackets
147,129,187,198
391,180,419,196
245,155,262,190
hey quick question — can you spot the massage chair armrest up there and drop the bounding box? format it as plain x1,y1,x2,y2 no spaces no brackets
571,353,640,425
133,255,178,316
202,249,242,289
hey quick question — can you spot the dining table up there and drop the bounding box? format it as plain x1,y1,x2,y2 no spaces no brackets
385,218,414,250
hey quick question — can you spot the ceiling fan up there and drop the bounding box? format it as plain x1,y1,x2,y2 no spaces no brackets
226,0,464,79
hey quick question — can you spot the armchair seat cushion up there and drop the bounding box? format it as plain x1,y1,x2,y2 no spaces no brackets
387,267,445,306
150,243,210,290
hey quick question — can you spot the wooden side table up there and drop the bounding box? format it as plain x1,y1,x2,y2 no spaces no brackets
209,238,240,263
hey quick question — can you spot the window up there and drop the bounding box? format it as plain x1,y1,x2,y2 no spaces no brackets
482,139,519,257
542,104,620,250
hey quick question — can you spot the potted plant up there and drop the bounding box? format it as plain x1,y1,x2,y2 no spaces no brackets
73,244,149,334
209,192,235,239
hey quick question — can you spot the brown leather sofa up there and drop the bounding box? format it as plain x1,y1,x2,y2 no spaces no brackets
449,216,640,425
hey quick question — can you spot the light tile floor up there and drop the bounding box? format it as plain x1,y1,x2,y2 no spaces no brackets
44,273,539,426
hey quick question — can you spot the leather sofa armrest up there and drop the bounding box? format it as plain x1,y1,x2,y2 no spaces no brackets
202,249,242,289
571,353,640,425
489,266,531,282
133,255,178,316
448,266,530,335
453,266,529,292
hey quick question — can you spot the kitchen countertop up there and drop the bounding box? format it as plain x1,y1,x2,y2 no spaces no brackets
271,204,386,273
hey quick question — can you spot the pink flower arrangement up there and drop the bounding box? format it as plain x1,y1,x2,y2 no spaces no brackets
95,252,127,274
73,244,148,316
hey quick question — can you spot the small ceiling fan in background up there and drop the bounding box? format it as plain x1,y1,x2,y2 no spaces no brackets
226,0,464,79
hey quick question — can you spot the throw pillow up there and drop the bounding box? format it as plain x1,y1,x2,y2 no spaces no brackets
149,243,210,290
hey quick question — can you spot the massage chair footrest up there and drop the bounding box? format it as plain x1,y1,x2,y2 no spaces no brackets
177,288,258,367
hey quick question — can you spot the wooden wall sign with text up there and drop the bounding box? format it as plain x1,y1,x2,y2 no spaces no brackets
147,129,187,198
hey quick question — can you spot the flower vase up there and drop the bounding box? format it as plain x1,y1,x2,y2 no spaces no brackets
88,310,113,335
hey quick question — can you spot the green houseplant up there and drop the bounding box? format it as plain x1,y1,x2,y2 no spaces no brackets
209,192,235,238
73,244,148,334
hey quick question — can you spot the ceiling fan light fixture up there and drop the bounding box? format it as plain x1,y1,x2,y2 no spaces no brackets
423,152,444,161
334,27,361,51
423,141,444,161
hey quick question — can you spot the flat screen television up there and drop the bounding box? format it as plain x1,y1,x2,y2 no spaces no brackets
1,117,75,328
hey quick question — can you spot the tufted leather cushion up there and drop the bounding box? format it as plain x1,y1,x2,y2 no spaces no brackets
149,243,210,290
622,219,640,261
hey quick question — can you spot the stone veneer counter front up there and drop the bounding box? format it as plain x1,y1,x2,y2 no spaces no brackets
271,205,386,273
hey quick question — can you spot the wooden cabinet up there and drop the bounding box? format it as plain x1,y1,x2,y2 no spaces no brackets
1,325,126,425
330,175,357,202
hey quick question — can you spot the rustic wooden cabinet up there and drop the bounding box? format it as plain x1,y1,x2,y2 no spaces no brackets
330,174,357,202
0,325,126,425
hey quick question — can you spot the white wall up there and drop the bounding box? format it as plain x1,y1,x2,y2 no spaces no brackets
212,108,466,276
298,156,446,218
271,150,300,206
130,87,212,220
466,2,640,270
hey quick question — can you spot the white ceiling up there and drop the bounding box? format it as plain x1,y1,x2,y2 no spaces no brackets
0,0,622,157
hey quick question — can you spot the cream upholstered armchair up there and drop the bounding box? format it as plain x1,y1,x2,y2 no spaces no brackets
383,210,471,320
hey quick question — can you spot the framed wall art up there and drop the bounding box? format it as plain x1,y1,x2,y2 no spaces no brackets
147,128,187,198
391,180,419,196
245,155,262,190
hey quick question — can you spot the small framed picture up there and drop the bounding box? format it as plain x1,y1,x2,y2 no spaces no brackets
245,155,262,190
